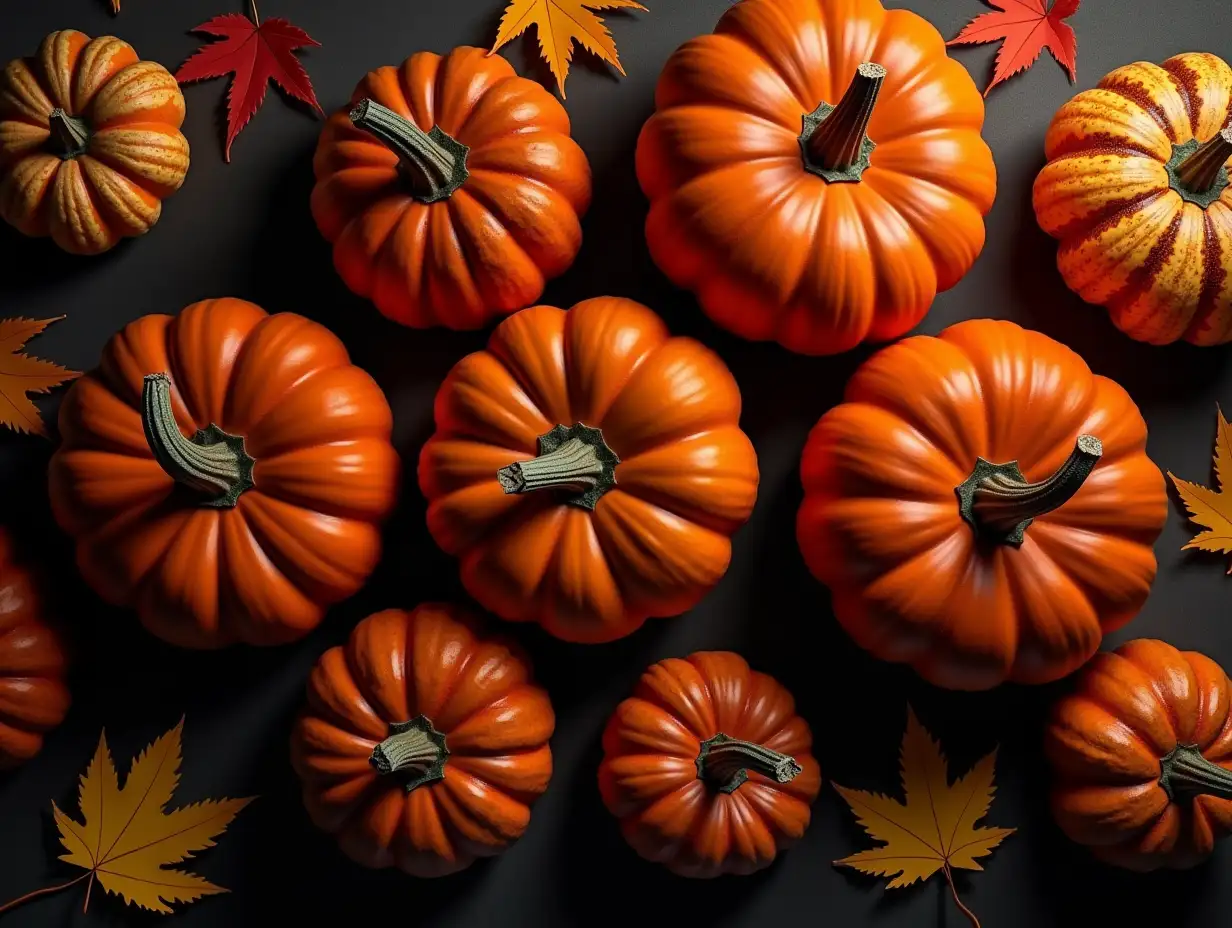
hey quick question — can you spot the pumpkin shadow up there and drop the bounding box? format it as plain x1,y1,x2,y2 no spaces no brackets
0,222,123,302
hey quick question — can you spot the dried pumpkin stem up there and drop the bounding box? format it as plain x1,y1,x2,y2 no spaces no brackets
141,373,254,509
497,423,619,511
349,98,469,204
47,108,90,160
801,62,885,182
1159,744,1232,802
370,716,449,793
960,435,1102,544
1176,127,1232,194
695,733,802,794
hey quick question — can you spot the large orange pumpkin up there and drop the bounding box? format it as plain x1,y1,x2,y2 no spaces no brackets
0,30,189,255
1046,639,1232,871
48,298,399,649
797,319,1168,690
0,530,70,769
637,0,996,355
1034,53,1232,345
290,604,555,877
311,46,591,329
418,297,759,644
599,651,821,877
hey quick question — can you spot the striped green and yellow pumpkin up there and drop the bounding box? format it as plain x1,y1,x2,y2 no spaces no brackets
1034,52,1232,346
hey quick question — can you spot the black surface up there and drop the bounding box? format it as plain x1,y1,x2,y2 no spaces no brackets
2,1,1232,926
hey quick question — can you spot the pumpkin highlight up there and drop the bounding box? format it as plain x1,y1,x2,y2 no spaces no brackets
1034,52,1232,345
290,604,555,877
0,30,189,255
797,319,1168,690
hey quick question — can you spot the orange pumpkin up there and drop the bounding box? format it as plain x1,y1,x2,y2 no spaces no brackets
1034,53,1232,345
1046,639,1232,871
290,604,555,877
0,530,69,769
0,30,189,255
311,46,591,329
599,651,821,877
636,0,996,355
418,297,759,643
48,298,399,649
797,319,1168,690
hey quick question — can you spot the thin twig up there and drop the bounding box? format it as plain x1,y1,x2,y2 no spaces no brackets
83,871,95,913
249,0,259,24
943,863,982,928
0,873,90,917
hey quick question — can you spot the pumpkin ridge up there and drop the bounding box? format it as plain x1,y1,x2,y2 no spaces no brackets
1047,188,1165,243
1100,78,1178,140
712,2,825,115
1105,208,1185,324
1161,58,1203,138
1181,209,1230,341
1079,654,1176,761
450,74,520,144
1060,193,1179,299
1121,643,1190,741
1046,131,1156,162
450,180,545,277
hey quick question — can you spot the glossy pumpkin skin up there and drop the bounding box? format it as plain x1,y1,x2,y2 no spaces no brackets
0,531,70,770
1045,639,1232,871
290,604,555,877
1034,53,1232,345
0,30,189,255
599,651,821,877
797,319,1168,690
48,298,399,649
312,46,591,329
637,0,996,355
418,297,759,644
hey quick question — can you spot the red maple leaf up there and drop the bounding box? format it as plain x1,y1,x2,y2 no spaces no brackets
948,0,1079,96
175,1,323,161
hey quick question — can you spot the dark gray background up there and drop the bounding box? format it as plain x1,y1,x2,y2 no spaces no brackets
2,0,1231,925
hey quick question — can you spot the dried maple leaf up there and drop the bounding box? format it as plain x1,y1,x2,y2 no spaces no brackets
110,0,120,12
834,707,1014,928
0,719,253,918
0,316,79,438
175,0,323,162
490,0,648,98
948,0,1079,96
1169,407,1232,571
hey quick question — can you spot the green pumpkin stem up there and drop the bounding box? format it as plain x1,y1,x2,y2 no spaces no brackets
47,108,90,160
801,62,885,182
348,98,469,204
1177,127,1232,195
695,733,802,795
141,373,254,509
497,423,619,511
1159,744,1232,802
370,716,449,793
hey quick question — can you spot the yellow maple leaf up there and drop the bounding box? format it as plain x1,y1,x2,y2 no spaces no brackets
0,316,79,438
833,707,1014,928
490,0,648,98
1170,406,1232,572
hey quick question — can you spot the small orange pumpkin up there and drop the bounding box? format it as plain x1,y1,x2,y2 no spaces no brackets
0,529,70,769
418,297,759,643
1034,53,1232,345
312,46,591,329
0,30,189,255
1046,639,1232,871
290,604,555,877
599,651,821,877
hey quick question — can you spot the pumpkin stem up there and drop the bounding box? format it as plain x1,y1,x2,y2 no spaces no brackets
1159,744,1232,802
497,423,619,511
695,733,802,794
348,98,469,204
800,62,885,183
956,435,1101,546
370,716,450,793
1176,127,1232,195
47,108,90,160
141,373,255,509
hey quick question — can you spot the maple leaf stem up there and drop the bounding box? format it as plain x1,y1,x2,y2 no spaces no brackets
959,434,1102,544
1177,128,1232,195
248,0,259,25
695,733,803,794
943,863,982,928
83,872,94,914
802,62,885,180
141,373,255,508
349,100,470,204
497,424,619,511
0,872,91,917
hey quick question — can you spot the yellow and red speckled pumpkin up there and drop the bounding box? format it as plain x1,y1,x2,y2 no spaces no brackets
1035,52,1232,345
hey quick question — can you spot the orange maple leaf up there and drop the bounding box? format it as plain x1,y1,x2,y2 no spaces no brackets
1169,406,1232,572
490,0,647,98
0,316,79,438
